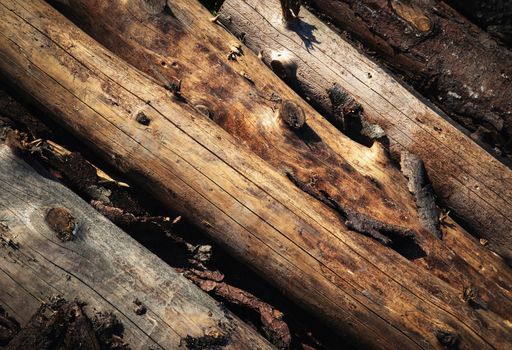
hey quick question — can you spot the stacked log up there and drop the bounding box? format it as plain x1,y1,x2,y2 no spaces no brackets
0,0,511,349
0,144,272,349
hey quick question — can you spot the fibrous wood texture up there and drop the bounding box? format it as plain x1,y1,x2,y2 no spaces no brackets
0,144,272,350
44,0,512,278
219,0,512,263
304,0,512,156
1,0,512,348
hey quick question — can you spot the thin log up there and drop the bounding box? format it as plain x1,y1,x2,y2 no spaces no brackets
218,0,512,263
1,0,512,348
0,145,272,349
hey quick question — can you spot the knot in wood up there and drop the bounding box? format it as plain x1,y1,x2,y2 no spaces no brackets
434,329,460,349
135,112,151,126
45,207,76,242
279,100,305,129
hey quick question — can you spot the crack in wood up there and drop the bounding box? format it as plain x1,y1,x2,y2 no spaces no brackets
328,83,386,147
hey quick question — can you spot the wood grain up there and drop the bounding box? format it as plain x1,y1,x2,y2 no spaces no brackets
44,0,512,292
0,144,272,350
1,0,512,348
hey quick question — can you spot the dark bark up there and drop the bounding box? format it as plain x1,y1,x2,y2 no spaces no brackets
446,0,512,46
305,0,512,159
0,305,20,347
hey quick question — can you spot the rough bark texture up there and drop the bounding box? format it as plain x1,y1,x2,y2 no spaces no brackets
446,0,512,46
0,144,272,350
219,0,512,263
2,0,512,348
303,0,512,157
400,152,441,239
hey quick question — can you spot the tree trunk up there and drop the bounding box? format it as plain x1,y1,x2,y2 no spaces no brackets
0,144,272,350
42,0,512,326
45,0,512,277
218,0,512,263
1,0,512,348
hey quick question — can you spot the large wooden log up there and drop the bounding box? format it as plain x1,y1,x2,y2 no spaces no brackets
219,0,512,263
44,0,512,283
1,0,512,348
0,144,272,350
35,0,512,331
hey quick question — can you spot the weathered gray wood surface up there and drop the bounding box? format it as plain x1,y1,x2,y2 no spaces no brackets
219,0,512,263
0,144,273,350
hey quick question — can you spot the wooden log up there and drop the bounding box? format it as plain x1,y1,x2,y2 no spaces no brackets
302,0,512,157
1,0,512,348
43,0,512,286
33,0,512,331
218,0,512,263
0,144,272,350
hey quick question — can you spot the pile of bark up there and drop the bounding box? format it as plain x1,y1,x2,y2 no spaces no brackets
0,0,511,349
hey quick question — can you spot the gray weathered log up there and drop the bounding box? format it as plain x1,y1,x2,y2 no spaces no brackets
0,144,272,350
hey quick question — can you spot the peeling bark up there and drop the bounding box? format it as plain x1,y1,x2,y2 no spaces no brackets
219,0,512,263
400,152,441,238
183,269,292,349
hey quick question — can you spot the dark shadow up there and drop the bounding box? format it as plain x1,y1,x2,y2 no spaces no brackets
384,230,427,261
294,123,322,144
287,18,320,52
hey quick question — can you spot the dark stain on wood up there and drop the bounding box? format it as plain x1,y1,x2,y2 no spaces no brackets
135,112,151,126
4,297,129,350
